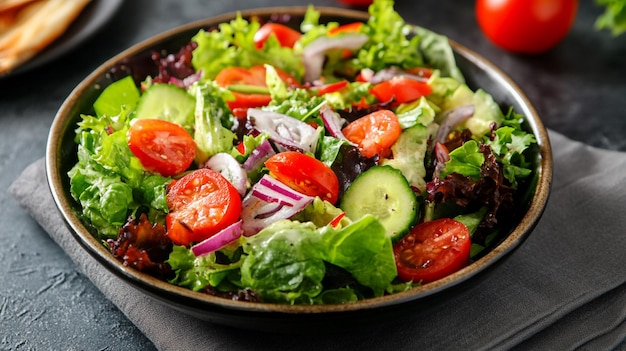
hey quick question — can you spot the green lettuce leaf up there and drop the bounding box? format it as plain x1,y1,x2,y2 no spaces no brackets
240,216,396,304
191,13,303,80
167,245,243,292
69,108,170,239
382,123,437,192
595,0,626,36
441,140,485,180
189,82,236,164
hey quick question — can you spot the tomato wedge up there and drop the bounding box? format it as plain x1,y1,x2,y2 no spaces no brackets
315,80,348,95
265,151,340,204
393,218,471,284
370,77,432,104
166,169,242,247
328,22,363,36
254,22,302,49
341,109,402,158
127,118,196,177
215,65,299,110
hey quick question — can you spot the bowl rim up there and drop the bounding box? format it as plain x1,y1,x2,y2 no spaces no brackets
45,6,552,317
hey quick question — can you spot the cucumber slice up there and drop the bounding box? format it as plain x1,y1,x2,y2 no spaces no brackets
340,165,418,241
135,83,195,128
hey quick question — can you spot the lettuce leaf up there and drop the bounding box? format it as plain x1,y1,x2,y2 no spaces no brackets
68,108,170,239
240,216,396,304
189,82,236,164
595,0,626,36
167,245,243,292
484,114,536,188
440,140,485,180
382,123,437,192
191,13,303,80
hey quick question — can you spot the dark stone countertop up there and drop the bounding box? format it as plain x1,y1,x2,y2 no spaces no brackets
1,0,624,349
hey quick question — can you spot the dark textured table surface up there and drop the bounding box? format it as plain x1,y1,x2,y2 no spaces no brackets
1,0,625,349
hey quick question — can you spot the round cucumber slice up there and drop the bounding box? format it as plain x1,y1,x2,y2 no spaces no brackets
340,165,418,241
135,83,195,128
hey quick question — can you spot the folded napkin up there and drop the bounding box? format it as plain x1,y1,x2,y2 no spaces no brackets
9,130,626,350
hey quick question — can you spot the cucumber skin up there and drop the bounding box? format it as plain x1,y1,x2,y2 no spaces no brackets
340,165,418,242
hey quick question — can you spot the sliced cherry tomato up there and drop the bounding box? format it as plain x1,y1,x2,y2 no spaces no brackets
254,22,302,49
215,66,299,110
315,80,348,95
127,118,196,177
341,109,402,158
264,151,340,204
475,0,578,54
329,212,346,228
406,66,433,79
369,77,432,104
394,218,471,284
328,22,363,36
166,169,242,246
235,141,246,155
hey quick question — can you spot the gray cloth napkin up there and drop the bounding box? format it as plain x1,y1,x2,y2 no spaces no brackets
9,130,626,350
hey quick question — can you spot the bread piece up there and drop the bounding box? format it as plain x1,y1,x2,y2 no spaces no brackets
0,0,91,75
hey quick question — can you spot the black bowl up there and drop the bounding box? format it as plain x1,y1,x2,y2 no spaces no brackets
46,6,552,332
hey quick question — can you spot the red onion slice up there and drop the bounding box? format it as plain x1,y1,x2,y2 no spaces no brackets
319,104,354,143
191,220,243,257
435,104,475,144
241,174,314,236
248,108,321,153
203,152,248,196
369,67,429,85
242,139,276,172
258,176,306,201
302,33,368,82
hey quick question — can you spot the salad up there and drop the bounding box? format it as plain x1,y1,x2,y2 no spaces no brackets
68,0,536,305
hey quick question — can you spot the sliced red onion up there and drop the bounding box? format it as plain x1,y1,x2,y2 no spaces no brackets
319,104,354,143
302,33,368,82
258,177,304,200
191,220,243,257
433,142,450,180
203,152,248,196
370,67,429,85
240,174,314,236
168,70,203,89
248,108,321,154
242,139,276,172
435,105,475,144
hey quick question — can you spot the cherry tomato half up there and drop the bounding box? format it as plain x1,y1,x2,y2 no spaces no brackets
328,22,363,36
394,218,471,284
215,65,300,110
315,80,349,95
166,169,242,246
265,151,340,204
475,0,578,54
341,109,402,158
127,118,196,177
254,22,302,49
369,77,432,104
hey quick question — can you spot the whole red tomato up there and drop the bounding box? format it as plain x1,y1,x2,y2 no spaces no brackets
475,0,578,54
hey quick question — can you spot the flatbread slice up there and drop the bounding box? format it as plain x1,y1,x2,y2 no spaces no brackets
0,0,91,75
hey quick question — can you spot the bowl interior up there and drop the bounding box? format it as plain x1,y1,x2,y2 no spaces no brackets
46,6,552,331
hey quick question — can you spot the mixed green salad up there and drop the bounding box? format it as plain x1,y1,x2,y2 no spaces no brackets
68,0,536,305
